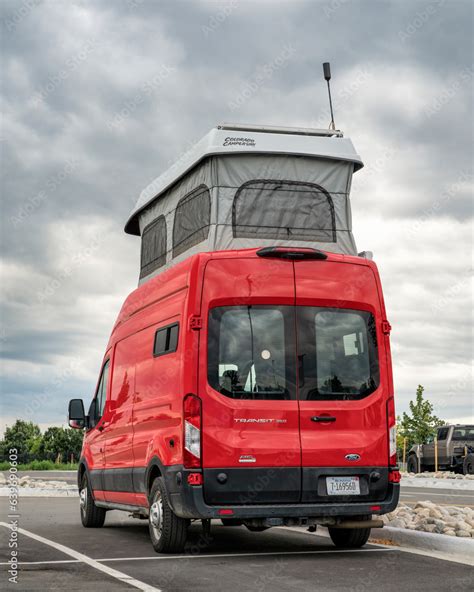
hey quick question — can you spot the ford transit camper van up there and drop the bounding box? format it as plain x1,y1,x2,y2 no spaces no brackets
68,124,399,553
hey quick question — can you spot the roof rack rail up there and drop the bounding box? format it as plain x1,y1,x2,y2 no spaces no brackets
217,123,343,138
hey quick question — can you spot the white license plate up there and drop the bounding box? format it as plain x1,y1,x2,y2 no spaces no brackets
326,476,360,495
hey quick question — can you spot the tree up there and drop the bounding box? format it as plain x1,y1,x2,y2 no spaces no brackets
0,420,42,463
398,385,445,451
40,427,83,463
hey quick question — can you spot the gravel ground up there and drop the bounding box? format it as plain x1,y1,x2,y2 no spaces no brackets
383,500,474,538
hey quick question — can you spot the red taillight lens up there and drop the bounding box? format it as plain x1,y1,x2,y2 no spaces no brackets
183,394,202,469
218,509,234,516
187,472,203,486
389,470,401,483
387,397,397,465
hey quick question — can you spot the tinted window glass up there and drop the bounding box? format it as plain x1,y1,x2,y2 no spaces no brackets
140,216,166,278
297,308,379,400
452,427,474,441
98,360,110,417
154,323,179,357
208,306,296,400
233,180,336,242
173,185,211,257
437,427,449,441
168,324,179,352
154,328,167,355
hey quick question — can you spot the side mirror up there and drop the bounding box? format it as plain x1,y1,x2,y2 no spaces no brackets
68,399,85,429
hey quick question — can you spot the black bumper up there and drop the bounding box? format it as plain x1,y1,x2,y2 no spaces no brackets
163,466,400,520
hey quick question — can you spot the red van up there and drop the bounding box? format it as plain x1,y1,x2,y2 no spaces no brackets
68,245,400,553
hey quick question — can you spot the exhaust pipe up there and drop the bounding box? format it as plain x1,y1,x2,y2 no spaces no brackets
329,519,384,529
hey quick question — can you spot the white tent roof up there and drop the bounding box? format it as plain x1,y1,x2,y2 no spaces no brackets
125,124,363,235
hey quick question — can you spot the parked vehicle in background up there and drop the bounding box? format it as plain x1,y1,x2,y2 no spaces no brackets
407,425,474,474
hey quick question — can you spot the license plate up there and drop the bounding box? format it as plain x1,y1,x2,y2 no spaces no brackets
326,476,360,495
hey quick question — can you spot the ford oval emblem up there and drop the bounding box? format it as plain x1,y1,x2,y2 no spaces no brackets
345,453,360,461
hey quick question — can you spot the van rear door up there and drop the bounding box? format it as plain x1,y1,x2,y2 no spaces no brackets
199,256,301,504
294,260,390,502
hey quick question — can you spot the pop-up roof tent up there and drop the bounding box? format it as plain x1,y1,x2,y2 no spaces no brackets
125,124,364,284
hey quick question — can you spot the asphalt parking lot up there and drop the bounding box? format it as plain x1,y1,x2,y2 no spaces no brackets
1,498,473,592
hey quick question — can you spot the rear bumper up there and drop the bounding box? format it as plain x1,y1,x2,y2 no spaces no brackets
163,466,400,520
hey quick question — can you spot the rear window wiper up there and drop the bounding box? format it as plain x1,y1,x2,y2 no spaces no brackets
256,246,327,260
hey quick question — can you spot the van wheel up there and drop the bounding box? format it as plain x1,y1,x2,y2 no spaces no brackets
407,455,423,474
80,474,106,528
328,523,371,549
148,477,189,553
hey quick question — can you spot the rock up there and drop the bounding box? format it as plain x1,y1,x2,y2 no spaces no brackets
414,501,435,509
444,530,457,536
455,530,471,537
19,476,30,485
389,518,406,528
415,508,431,518
454,521,471,531
423,524,437,533
429,508,443,519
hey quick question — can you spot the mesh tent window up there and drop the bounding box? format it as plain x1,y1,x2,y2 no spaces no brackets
140,215,167,279
173,185,211,257
232,180,336,242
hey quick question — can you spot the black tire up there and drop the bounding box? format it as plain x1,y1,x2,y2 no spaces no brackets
221,519,243,526
328,517,371,549
148,477,189,553
463,454,474,475
407,455,422,473
80,474,106,528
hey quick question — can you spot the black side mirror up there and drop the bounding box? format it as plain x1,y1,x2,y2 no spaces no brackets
68,399,85,429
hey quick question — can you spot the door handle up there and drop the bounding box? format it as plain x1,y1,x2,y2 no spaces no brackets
311,416,336,423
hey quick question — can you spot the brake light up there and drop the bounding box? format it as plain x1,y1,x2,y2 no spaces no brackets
218,509,234,516
389,470,401,483
184,394,202,469
387,397,397,465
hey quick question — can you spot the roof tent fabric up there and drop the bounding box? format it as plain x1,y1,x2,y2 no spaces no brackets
135,153,357,284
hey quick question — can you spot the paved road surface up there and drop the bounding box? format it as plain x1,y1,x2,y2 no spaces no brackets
1,498,473,592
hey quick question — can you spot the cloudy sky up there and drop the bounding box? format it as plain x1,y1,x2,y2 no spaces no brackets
1,0,472,434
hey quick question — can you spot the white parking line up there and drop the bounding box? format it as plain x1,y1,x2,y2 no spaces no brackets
0,547,393,566
0,522,161,592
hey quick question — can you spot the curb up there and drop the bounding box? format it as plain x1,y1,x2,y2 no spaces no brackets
370,526,474,565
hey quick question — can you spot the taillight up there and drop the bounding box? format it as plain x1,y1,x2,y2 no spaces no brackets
184,394,202,469
387,397,397,465
389,469,401,483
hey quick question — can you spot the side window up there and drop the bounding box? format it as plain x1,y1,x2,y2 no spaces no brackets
88,360,110,425
173,185,211,257
437,427,449,441
140,215,167,279
153,323,179,357
232,180,336,243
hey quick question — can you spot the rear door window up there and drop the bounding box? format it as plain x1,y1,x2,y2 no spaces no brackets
208,306,296,400
297,308,379,400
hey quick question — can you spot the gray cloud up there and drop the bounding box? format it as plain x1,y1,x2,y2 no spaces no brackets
1,0,472,431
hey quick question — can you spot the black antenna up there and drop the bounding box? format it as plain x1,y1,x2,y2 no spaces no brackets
322,62,335,130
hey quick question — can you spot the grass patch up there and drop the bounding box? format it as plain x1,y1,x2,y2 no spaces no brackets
0,460,78,471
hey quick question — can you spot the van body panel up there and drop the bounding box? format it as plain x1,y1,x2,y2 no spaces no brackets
79,248,398,517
